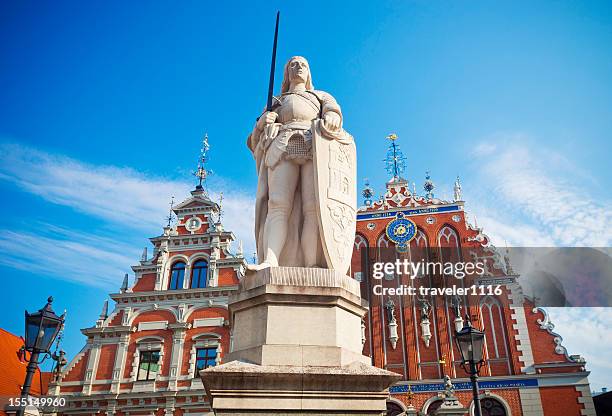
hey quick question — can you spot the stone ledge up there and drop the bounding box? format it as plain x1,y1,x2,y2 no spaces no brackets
201,360,401,415
201,360,401,393
241,267,361,297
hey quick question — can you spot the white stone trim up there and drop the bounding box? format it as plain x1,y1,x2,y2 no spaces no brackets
518,388,544,416
187,333,221,378
60,344,89,381
110,334,130,394
129,338,165,384
138,320,168,331
193,317,224,328
167,328,187,391
421,394,443,414
81,341,101,395
507,282,535,373
575,385,596,416
128,306,179,326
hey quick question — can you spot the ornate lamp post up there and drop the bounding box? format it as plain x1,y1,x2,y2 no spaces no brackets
454,314,485,416
19,297,65,416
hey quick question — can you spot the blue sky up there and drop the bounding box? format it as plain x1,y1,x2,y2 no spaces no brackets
1,1,610,389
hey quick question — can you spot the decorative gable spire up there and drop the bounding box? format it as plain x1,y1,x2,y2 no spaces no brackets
120,273,129,293
384,133,407,182
194,133,213,195
362,178,374,206
140,247,148,262
96,300,108,327
165,196,175,228
423,171,435,199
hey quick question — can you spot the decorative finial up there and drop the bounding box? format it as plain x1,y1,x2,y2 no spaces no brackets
362,178,374,206
166,196,175,227
120,273,129,293
453,175,462,201
423,171,435,199
217,191,224,223
237,240,244,256
406,384,414,406
193,133,213,193
141,247,148,262
96,300,109,327
384,133,407,181
412,182,417,196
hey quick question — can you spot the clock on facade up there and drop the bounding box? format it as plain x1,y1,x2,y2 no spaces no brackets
185,216,203,232
385,212,417,253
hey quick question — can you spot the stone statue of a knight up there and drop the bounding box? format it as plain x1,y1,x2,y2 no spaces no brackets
247,56,357,273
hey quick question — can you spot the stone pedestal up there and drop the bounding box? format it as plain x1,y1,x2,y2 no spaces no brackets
404,405,418,416
434,395,468,416
201,267,401,415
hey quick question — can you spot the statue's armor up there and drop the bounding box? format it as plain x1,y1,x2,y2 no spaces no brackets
265,92,322,167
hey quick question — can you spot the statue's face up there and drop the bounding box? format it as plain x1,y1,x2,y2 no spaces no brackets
288,58,309,84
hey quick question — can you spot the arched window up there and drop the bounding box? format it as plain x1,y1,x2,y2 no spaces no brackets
354,234,367,250
438,225,459,247
191,260,208,289
385,400,405,416
438,225,460,263
481,397,508,416
168,261,186,290
480,296,511,375
425,399,443,415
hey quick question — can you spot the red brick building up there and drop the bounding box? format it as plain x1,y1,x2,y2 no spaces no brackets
54,146,595,415
52,185,245,415
352,171,596,415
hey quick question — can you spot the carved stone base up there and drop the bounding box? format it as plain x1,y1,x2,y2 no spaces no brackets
201,267,400,414
228,267,369,367
434,395,468,416
201,361,399,415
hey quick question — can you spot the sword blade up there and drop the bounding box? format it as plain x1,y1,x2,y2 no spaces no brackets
266,11,280,112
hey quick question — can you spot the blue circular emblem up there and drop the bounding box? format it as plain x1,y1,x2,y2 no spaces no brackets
385,212,417,252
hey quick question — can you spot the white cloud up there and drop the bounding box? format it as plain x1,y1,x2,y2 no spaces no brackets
547,308,612,392
0,223,139,288
0,142,256,257
465,135,612,247
464,135,612,392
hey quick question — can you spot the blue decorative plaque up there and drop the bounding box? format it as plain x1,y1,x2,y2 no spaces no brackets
389,378,539,394
385,212,417,252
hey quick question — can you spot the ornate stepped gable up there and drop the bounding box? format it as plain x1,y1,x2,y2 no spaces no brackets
352,168,594,415
51,185,246,415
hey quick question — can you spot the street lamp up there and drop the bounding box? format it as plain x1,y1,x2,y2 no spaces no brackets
19,297,65,416
455,314,485,416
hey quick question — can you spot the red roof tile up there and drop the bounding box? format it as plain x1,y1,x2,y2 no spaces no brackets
0,328,51,397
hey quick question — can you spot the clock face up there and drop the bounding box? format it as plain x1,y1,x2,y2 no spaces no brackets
386,213,417,246
185,216,202,232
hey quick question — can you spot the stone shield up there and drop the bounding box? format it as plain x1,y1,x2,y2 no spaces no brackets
312,119,357,275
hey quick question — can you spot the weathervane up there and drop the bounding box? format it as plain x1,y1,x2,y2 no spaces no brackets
194,134,213,192
384,133,407,181
217,191,224,223
166,196,175,227
362,178,374,206
423,171,435,199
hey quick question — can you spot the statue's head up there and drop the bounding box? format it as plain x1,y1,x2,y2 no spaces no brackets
281,56,314,93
